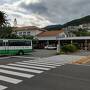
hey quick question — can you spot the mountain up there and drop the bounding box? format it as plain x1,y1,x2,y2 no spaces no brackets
43,24,63,31
63,15,90,27
43,15,90,31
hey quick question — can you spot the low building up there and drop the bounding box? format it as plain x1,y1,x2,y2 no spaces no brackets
63,23,90,37
63,26,78,37
36,30,66,49
81,23,90,29
13,26,45,36
57,36,90,51
37,30,66,40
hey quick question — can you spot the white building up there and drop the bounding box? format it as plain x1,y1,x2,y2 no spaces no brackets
36,30,66,41
63,23,90,37
13,26,45,36
81,23,90,29
35,30,66,49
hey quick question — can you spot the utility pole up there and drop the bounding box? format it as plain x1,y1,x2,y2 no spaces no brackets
57,40,60,53
14,18,17,27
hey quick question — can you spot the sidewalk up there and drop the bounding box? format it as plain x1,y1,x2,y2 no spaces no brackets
39,55,84,65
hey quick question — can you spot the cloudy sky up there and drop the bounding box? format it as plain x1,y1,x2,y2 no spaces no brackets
0,0,90,27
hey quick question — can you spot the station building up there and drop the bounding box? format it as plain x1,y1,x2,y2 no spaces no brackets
36,30,90,50
57,36,90,51
36,30,66,48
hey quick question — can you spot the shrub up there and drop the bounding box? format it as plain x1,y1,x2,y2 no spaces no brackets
62,44,78,53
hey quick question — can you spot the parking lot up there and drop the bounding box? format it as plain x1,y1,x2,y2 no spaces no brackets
24,49,57,58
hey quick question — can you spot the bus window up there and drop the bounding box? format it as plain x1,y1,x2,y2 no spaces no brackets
14,41,25,46
8,40,31,46
25,41,31,46
8,41,14,46
0,40,3,46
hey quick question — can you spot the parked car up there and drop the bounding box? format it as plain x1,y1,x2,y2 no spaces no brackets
45,45,57,50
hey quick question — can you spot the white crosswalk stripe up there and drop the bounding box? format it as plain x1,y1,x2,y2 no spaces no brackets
0,69,34,78
22,60,63,64
22,61,61,66
8,64,50,70
0,75,22,84
0,57,64,90
16,62,56,68
0,65,43,74
0,85,7,90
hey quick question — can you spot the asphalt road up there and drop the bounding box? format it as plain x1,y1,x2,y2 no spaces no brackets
0,55,89,90
4,64,90,90
0,49,90,90
0,57,35,65
25,49,57,58
0,49,56,64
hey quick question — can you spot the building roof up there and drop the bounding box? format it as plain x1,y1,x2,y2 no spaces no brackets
13,26,46,31
37,30,64,37
57,36,90,40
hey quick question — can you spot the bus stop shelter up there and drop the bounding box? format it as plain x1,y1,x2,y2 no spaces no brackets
57,36,90,51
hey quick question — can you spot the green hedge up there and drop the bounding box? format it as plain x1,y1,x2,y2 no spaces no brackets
61,44,78,53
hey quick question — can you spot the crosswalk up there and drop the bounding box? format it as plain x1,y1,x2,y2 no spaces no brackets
0,85,7,90
0,58,62,90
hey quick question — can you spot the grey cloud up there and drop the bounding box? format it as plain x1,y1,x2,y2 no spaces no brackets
20,2,48,14
43,0,90,24
2,0,90,25
1,0,18,4
19,0,90,24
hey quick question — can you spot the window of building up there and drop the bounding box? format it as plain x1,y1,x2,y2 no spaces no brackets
27,32,31,35
23,32,26,35
61,34,65,38
19,32,22,35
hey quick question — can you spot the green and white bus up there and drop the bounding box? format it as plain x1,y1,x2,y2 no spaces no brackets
0,39,32,55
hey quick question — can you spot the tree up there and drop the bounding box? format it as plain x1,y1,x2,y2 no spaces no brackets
20,35,34,39
0,11,18,39
0,11,8,27
0,26,21,39
0,26,11,38
0,26,19,39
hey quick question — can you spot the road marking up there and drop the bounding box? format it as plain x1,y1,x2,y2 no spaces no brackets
16,62,56,68
0,65,43,74
22,60,62,65
23,60,58,63
0,85,7,90
0,69,34,78
11,56,38,59
0,75,22,84
22,61,61,66
8,64,50,70
0,57,11,60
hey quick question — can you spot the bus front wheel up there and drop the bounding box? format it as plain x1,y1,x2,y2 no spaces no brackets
18,50,24,55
